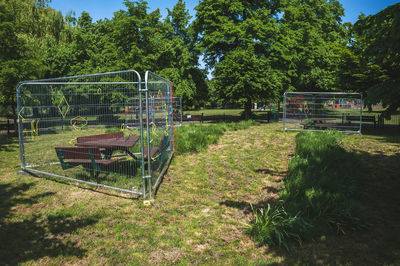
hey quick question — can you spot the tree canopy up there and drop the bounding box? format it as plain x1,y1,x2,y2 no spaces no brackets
0,0,399,118
352,3,400,118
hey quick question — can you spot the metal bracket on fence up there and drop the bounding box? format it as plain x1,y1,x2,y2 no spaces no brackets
144,175,152,179
139,88,148,92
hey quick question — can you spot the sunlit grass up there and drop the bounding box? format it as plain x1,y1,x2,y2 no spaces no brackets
248,131,365,249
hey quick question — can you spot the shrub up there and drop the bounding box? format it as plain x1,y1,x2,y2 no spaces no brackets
248,203,311,250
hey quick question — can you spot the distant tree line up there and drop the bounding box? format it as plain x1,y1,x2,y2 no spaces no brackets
1,0,399,120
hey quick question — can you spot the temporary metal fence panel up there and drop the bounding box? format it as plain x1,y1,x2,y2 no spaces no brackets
144,71,174,194
17,70,174,199
283,92,363,134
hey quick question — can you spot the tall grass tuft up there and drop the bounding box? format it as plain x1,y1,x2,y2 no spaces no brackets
174,120,259,154
248,131,364,249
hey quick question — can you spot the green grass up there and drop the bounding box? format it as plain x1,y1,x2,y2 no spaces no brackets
185,109,273,122
248,131,365,250
174,120,260,154
1,122,399,264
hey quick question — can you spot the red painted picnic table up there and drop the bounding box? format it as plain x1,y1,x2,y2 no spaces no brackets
76,135,140,158
76,135,139,148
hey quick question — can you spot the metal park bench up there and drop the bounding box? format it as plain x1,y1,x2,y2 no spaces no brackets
182,114,203,123
346,115,376,127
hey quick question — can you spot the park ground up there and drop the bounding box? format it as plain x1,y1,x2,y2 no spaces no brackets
0,122,399,264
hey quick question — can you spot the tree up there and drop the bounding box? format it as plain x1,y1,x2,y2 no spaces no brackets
162,0,208,109
193,0,282,118
0,0,71,127
352,3,400,117
0,0,48,127
166,0,191,43
279,0,346,92
214,46,283,112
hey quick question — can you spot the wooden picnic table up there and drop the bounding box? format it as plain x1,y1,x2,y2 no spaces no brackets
76,135,139,148
76,135,140,158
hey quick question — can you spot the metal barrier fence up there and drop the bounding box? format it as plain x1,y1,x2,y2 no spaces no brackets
16,70,174,199
283,92,363,134
143,71,174,195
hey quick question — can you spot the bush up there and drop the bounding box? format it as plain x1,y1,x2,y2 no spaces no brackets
248,203,311,250
248,131,364,249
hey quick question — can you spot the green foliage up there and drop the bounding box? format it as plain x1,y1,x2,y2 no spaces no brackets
1,0,399,121
0,0,69,119
279,0,346,92
193,0,348,117
174,120,259,154
248,131,364,249
248,204,310,250
193,0,283,116
352,3,400,118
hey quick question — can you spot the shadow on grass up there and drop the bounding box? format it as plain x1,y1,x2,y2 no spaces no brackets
220,199,276,215
24,162,141,199
0,182,100,264
362,127,400,144
202,112,271,123
277,148,400,264
0,135,19,152
202,115,242,123
221,148,400,265
255,168,287,177
42,173,140,199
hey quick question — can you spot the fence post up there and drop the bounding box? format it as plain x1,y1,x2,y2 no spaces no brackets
282,93,287,131
7,119,10,135
378,114,384,128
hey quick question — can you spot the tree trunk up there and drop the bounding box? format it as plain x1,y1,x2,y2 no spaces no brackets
244,99,252,120
11,105,18,134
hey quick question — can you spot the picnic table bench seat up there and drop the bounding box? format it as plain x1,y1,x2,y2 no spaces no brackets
55,146,119,180
142,147,162,161
138,135,169,162
55,147,118,168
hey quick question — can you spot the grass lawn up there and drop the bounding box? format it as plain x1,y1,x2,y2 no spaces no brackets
185,107,400,126
184,109,272,122
0,122,399,264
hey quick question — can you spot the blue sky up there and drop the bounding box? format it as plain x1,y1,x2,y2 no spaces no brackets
50,0,399,24
50,0,198,22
